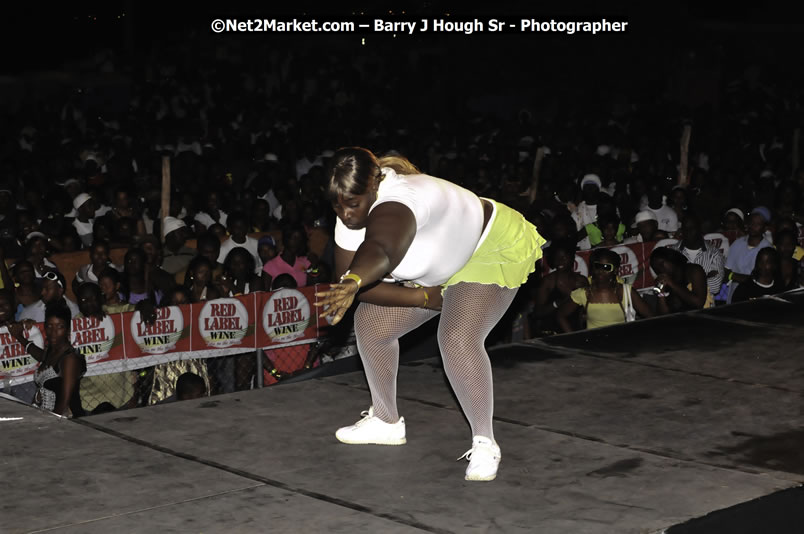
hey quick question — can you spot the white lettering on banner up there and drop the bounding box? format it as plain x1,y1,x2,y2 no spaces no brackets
131,306,184,355
0,326,44,377
611,246,640,285
198,299,250,349
72,315,116,364
263,289,310,344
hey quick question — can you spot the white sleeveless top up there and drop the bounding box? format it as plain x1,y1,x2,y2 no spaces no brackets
334,168,484,286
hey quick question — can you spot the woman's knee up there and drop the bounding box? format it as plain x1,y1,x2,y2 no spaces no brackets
437,325,484,355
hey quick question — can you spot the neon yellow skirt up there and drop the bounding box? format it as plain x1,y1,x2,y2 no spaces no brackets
443,200,546,290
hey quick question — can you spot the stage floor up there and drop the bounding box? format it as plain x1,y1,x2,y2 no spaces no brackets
2,290,803,533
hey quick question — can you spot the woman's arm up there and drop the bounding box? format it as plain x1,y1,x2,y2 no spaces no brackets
556,299,580,333
532,275,558,318
54,352,82,416
341,202,417,286
7,322,46,362
316,206,425,324
261,272,273,292
334,245,436,308
629,286,654,318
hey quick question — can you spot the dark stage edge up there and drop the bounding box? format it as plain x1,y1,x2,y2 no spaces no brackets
2,290,802,534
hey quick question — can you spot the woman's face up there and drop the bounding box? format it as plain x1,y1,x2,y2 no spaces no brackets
98,276,117,301
756,252,778,277
198,242,220,263
90,245,109,267
602,222,618,241
552,249,573,271
591,259,617,284
776,235,796,258
193,263,211,284
115,191,130,209
652,257,673,276
141,242,161,265
724,214,742,232
333,190,376,230
229,254,247,277
77,286,103,317
258,244,277,264
284,230,305,255
45,316,69,345
28,238,47,258
125,252,145,275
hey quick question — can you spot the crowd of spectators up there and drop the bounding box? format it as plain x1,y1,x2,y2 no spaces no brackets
1,25,803,414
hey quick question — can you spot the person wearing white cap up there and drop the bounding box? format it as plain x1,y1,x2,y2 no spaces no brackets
623,210,668,244
572,174,604,250
722,208,746,238
161,216,195,279
71,193,96,248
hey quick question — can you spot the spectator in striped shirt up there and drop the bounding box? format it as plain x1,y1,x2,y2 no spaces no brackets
670,213,724,297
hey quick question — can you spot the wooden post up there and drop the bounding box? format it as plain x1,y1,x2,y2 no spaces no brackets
679,124,692,187
528,146,546,205
161,156,171,243
793,128,800,177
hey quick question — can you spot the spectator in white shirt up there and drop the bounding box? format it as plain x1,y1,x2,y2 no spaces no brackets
217,212,262,273
193,191,228,230
644,182,679,233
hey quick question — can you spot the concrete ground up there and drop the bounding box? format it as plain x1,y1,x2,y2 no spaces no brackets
2,290,802,533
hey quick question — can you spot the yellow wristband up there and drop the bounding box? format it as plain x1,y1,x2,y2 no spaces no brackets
340,270,362,288
422,288,429,308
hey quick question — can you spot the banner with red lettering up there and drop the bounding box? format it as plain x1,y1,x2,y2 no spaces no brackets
72,313,126,377
0,325,45,386
191,294,257,358
122,305,193,370
257,286,319,349
1,286,334,384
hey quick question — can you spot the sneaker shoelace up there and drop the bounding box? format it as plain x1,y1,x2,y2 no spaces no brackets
353,410,372,427
457,442,498,462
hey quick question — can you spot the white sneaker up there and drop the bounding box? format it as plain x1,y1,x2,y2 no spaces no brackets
458,436,501,481
335,407,406,445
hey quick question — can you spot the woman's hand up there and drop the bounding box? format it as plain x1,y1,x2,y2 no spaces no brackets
135,300,157,325
315,280,360,325
653,273,676,292
6,321,26,343
216,274,236,295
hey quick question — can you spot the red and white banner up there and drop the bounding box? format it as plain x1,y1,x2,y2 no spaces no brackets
1,285,332,385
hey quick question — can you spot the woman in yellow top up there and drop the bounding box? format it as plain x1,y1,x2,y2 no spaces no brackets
557,248,653,331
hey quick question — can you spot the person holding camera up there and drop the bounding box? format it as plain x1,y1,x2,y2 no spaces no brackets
649,246,711,314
